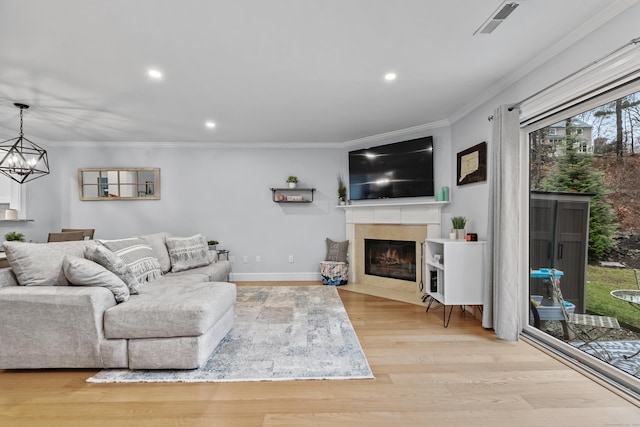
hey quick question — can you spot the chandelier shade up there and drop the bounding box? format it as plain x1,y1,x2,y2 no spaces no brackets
0,103,50,184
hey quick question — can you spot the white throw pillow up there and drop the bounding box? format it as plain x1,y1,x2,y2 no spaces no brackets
63,254,130,303
3,240,91,286
165,234,211,273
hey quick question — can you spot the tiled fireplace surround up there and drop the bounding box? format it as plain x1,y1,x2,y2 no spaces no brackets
340,201,445,305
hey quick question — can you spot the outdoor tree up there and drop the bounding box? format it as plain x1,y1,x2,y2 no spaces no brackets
592,94,640,157
621,94,640,155
539,118,617,260
616,98,624,159
529,128,554,189
592,108,615,153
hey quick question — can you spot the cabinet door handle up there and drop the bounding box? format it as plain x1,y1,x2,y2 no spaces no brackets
547,241,552,260
557,243,563,260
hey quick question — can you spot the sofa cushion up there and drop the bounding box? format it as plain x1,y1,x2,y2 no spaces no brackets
150,274,209,287
0,268,18,288
165,260,231,283
138,232,173,274
100,238,162,284
165,234,211,273
104,281,236,339
325,238,349,262
3,240,92,286
85,244,141,294
62,254,130,303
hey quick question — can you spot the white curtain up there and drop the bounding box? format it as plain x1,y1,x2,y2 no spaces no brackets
484,105,521,341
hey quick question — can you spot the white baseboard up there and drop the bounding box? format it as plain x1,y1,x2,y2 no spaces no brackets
229,272,322,282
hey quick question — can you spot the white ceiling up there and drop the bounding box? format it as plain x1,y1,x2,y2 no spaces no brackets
0,0,634,145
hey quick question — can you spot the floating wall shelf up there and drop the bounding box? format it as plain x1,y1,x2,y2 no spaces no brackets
270,188,316,203
0,219,34,225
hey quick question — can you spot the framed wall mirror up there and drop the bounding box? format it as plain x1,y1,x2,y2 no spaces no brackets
78,168,161,201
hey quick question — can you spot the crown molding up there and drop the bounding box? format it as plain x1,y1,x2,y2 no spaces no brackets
47,140,345,149
45,121,452,149
342,119,450,149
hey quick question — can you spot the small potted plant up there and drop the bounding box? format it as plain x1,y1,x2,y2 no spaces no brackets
4,231,25,242
286,176,298,188
207,240,219,250
337,174,347,205
451,216,466,240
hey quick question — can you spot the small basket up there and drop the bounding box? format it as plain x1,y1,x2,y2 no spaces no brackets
320,261,349,286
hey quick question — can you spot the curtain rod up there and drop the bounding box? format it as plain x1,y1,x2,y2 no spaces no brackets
506,37,640,112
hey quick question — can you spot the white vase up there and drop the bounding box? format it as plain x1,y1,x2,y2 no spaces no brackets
288,182,296,189
455,229,466,240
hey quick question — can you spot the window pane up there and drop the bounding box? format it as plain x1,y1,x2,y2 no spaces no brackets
529,90,640,380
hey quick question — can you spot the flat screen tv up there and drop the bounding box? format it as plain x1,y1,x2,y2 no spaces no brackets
348,136,434,201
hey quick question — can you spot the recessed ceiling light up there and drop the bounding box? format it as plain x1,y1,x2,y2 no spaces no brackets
205,121,216,129
148,69,163,79
384,73,397,81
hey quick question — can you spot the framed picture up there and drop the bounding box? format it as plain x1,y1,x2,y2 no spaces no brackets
457,142,487,186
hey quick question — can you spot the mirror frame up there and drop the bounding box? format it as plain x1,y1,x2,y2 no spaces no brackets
78,168,161,201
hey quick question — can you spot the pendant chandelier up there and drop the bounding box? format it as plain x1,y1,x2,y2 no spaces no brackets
0,103,50,184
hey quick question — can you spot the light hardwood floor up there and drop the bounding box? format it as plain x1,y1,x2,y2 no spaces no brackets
1,282,638,426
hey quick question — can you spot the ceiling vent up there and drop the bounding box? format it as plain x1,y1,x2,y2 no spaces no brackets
473,1,523,35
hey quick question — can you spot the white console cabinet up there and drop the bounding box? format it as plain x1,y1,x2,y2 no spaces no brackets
423,238,486,326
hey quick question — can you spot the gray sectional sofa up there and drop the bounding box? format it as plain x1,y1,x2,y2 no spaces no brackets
0,232,235,370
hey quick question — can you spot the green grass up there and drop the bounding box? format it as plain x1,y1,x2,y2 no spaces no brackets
586,265,640,330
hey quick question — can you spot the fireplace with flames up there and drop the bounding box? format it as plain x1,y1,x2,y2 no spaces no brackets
364,239,416,282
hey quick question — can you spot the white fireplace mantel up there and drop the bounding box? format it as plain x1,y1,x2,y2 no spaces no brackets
341,201,446,290
340,200,447,229
339,200,448,209
337,201,447,305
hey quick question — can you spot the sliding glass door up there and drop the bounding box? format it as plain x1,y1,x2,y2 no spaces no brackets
524,86,640,388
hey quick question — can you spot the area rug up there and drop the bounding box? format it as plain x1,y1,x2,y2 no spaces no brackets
572,340,640,378
87,286,374,383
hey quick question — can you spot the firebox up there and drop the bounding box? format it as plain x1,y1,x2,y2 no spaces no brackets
364,239,416,282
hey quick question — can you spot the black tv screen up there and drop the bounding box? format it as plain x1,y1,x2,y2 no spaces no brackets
348,136,434,201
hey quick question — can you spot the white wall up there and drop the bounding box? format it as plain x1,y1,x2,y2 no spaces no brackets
450,3,640,240
9,145,347,280
6,120,453,281
3,128,452,281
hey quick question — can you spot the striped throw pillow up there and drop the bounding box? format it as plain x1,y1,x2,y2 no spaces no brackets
100,238,162,284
